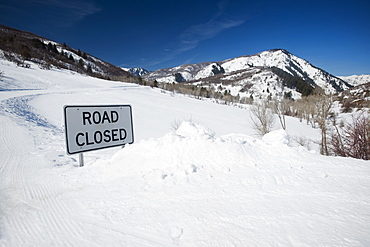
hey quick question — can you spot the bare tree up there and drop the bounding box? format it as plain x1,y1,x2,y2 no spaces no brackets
345,113,370,160
272,98,290,130
250,101,275,136
329,116,346,157
312,94,333,155
329,112,370,160
300,96,316,127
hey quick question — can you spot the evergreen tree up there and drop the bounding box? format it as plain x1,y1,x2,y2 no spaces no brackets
32,39,45,49
78,59,84,67
47,42,52,51
86,64,92,74
52,44,58,54
153,80,158,88
20,45,31,60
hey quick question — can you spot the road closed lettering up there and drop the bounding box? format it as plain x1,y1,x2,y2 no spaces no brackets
64,105,134,154
75,128,127,146
82,111,119,125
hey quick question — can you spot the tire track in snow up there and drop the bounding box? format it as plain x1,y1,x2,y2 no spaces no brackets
0,115,27,203
0,104,86,246
0,115,34,243
1,89,168,246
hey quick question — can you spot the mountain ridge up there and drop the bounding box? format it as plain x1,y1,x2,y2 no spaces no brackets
0,24,136,82
1,24,362,101
339,74,370,87
142,49,352,98
121,67,150,77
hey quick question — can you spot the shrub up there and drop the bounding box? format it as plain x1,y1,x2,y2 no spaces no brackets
329,112,370,160
250,102,275,136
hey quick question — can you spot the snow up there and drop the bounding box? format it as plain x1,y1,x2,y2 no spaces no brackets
121,67,150,77
1,58,370,246
221,50,350,94
339,74,370,86
194,63,222,80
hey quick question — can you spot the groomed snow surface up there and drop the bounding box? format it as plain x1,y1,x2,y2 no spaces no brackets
0,59,369,246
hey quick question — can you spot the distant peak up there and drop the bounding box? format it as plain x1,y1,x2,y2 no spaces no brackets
123,67,150,77
269,48,288,52
266,49,290,54
250,49,291,58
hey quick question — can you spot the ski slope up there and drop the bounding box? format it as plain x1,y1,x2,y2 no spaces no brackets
1,59,369,246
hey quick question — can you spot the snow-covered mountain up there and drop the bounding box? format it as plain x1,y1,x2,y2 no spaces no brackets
143,62,216,82
336,82,370,110
339,74,370,87
143,49,353,98
1,54,370,247
222,49,352,92
122,67,150,77
0,24,134,81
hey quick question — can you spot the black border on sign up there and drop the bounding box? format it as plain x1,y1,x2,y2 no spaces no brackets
64,105,134,155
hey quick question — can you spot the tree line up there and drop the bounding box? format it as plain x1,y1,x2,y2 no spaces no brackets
271,67,314,96
143,74,368,160
250,91,369,160
0,26,136,82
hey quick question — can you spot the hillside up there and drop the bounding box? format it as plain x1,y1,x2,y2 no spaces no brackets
336,82,370,111
122,67,150,77
339,74,370,87
1,53,370,246
0,24,137,82
1,24,359,102
143,49,353,100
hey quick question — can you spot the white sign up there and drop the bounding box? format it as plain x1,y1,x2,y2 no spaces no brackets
64,105,134,154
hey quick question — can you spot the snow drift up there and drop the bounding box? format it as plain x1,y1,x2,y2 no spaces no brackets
0,57,370,246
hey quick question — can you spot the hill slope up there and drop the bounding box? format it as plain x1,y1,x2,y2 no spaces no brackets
339,74,370,86
0,24,136,81
122,67,150,77
143,49,353,99
1,54,370,246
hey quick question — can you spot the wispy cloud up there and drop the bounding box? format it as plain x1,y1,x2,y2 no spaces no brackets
47,0,100,22
177,18,245,54
182,53,200,65
148,2,245,67
215,0,229,18
19,0,101,26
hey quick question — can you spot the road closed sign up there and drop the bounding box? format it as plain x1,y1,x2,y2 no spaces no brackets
64,105,134,155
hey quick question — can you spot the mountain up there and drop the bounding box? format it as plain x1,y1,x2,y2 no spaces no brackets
143,49,353,99
336,82,370,111
338,74,370,87
1,50,370,246
0,24,135,81
122,67,150,77
0,24,358,101
143,62,222,82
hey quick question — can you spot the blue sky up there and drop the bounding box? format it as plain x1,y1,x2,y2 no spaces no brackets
1,0,369,76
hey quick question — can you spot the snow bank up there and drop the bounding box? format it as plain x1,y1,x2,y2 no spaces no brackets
262,129,290,145
61,121,370,246
1,58,369,246
175,121,215,139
